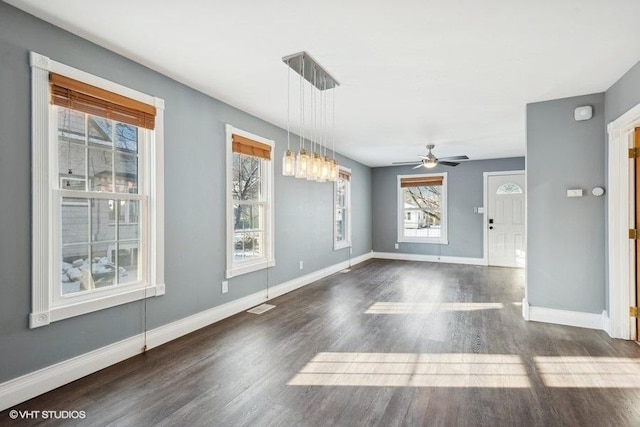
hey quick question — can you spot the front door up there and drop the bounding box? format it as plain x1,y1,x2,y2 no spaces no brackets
487,173,525,267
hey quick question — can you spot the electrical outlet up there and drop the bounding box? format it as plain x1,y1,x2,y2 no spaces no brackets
221,281,228,294
299,261,304,270
394,243,399,249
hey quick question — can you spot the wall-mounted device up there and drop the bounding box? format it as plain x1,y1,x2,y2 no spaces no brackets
567,189,584,198
592,187,605,197
574,106,592,121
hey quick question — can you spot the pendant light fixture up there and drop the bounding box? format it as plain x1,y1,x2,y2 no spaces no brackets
282,52,339,182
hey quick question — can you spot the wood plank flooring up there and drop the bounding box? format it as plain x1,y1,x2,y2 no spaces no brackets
3,259,640,426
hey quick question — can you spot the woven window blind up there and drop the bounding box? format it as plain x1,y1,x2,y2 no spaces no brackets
232,134,271,160
50,73,156,130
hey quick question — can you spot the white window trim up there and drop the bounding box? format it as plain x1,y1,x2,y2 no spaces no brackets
334,167,352,251
225,124,275,279
30,52,165,329
397,172,448,244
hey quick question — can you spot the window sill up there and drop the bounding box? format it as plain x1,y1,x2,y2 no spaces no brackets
398,237,449,245
226,258,275,279
29,283,165,328
334,241,352,251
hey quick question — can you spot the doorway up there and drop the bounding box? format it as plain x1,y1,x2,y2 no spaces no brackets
485,172,526,268
607,104,640,340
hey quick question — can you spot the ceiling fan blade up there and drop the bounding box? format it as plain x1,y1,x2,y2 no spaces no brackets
438,155,469,161
438,161,460,167
418,155,429,159
392,161,421,165
412,164,425,169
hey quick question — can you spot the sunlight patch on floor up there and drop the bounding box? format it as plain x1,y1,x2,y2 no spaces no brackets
535,356,640,388
365,302,504,314
288,352,530,388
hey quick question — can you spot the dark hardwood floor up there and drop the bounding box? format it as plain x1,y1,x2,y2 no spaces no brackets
3,259,640,426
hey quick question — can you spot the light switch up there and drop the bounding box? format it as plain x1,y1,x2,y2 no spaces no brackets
567,189,583,198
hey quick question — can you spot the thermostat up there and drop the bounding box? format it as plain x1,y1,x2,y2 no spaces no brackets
592,187,605,197
574,106,592,121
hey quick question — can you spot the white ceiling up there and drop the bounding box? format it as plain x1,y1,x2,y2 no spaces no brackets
7,0,640,166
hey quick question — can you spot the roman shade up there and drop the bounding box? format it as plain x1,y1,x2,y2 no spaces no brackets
50,73,156,130
400,176,443,187
232,134,272,160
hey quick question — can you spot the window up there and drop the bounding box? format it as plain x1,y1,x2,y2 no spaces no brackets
397,173,448,244
225,125,275,278
496,183,523,195
30,52,164,328
334,168,352,250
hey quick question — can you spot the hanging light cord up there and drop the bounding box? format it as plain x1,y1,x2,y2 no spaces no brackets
332,85,336,160
286,62,291,151
300,58,305,150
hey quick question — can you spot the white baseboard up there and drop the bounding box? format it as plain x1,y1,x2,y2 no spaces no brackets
522,298,605,330
0,251,373,412
372,251,486,266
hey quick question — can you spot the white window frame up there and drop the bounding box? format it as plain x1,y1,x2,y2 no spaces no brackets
397,172,448,244
334,167,352,250
30,52,165,328
225,124,275,278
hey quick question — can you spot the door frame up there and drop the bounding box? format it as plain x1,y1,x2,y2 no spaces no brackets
607,102,640,340
483,170,526,267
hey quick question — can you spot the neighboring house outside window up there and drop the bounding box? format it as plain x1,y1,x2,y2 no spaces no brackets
397,173,448,244
225,125,275,278
30,52,165,328
334,168,352,250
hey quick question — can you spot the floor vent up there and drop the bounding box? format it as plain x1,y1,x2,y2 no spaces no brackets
247,304,276,315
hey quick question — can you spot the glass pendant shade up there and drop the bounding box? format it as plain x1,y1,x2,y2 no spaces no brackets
329,159,339,181
282,150,296,176
295,149,310,178
308,153,320,180
318,156,330,181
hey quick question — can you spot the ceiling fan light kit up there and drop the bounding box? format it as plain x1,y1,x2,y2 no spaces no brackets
282,51,340,182
393,144,470,169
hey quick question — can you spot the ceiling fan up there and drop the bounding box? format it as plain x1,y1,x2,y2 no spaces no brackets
392,144,469,169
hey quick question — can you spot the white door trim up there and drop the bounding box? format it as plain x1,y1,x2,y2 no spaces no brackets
483,170,526,267
607,102,640,340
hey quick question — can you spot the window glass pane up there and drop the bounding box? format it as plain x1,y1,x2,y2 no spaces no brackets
403,185,442,238
119,201,140,238
336,208,346,242
336,179,346,207
57,107,85,144
496,183,523,195
61,244,89,295
115,123,138,153
88,116,113,148
91,199,115,242
234,231,263,261
115,152,138,194
116,242,140,285
233,204,263,232
88,148,113,192
59,142,86,190
232,154,261,201
90,243,115,287
61,198,89,244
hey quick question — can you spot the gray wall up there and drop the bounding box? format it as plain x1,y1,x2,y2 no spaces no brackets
0,3,371,383
526,93,606,314
371,158,525,257
605,59,640,124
